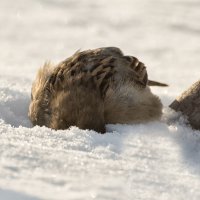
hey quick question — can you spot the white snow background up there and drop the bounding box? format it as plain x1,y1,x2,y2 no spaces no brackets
0,0,200,199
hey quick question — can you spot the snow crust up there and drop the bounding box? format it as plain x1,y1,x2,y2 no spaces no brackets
0,0,200,199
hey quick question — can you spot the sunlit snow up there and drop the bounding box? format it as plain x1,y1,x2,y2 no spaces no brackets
0,0,200,199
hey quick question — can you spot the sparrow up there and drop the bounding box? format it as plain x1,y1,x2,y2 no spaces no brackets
29,47,167,133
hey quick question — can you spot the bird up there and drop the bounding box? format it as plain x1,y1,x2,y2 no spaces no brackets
28,47,167,133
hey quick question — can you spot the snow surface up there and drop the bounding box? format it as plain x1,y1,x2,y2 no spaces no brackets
0,0,200,199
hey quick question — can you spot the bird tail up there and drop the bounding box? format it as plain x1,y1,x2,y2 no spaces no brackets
148,80,168,87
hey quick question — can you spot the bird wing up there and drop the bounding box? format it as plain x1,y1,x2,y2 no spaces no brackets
68,48,148,88
51,47,166,92
46,53,116,99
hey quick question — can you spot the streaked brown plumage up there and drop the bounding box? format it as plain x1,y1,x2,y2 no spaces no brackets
29,47,167,133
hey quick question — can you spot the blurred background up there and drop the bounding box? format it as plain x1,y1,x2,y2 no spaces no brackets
0,0,200,98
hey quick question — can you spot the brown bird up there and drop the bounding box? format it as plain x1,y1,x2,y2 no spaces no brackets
28,47,167,133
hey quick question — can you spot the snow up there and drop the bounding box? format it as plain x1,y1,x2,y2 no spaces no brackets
0,0,200,199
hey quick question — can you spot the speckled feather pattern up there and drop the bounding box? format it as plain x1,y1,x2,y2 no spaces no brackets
29,47,165,133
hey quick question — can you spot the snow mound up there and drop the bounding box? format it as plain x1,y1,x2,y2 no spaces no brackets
0,85,31,127
1,106,200,199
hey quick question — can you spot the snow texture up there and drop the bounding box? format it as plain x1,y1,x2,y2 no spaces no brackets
0,0,200,199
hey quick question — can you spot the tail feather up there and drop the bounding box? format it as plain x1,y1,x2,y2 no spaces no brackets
148,80,168,87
